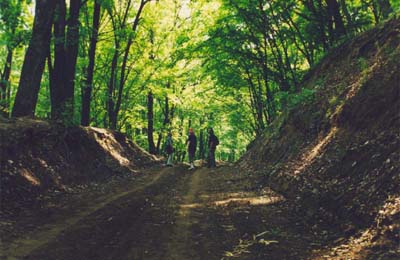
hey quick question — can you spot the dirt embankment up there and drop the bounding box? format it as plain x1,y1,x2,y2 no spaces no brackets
0,118,158,214
239,18,400,257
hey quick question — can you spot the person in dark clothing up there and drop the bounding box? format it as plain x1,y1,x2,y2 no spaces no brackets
207,128,219,168
186,128,197,170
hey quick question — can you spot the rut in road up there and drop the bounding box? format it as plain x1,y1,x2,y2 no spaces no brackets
162,167,204,259
2,170,166,260
4,165,319,260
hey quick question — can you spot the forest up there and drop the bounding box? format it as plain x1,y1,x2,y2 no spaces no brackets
1,0,400,259
1,0,398,161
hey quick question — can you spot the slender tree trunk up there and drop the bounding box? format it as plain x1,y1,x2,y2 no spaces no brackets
315,0,330,50
258,1,275,122
155,95,170,154
270,1,310,80
107,0,149,129
81,1,101,126
111,0,148,129
1,48,12,116
245,68,261,131
302,0,330,50
259,0,275,122
50,0,81,123
107,44,119,129
281,6,314,66
47,47,54,104
51,0,67,120
12,0,57,117
164,96,170,125
268,33,288,91
326,0,346,40
199,129,205,159
147,91,156,154
268,32,294,91
256,76,265,130
366,0,380,24
340,0,355,33
377,0,393,19
64,0,81,123
261,36,275,123
326,5,335,43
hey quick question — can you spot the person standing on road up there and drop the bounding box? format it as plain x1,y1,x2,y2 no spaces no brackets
186,128,197,170
165,131,174,167
207,128,219,168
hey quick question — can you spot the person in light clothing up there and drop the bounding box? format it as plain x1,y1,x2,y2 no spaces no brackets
165,131,174,167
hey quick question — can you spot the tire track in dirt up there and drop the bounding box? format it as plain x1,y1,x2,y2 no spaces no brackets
164,166,316,260
1,168,168,260
104,165,195,260
2,165,320,260
159,167,204,260
190,167,319,260
22,166,189,260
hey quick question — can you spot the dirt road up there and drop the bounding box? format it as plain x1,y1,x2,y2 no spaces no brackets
1,165,323,260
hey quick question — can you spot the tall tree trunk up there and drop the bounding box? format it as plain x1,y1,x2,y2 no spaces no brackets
47,47,54,105
113,0,148,129
302,0,328,50
256,76,265,130
377,0,392,19
50,0,81,123
105,1,129,129
107,39,119,129
258,0,275,123
315,0,330,50
199,129,205,159
155,94,170,154
261,36,275,123
280,4,314,66
245,68,262,131
64,0,81,123
367,0,380,24
269,1,305,82
51,0,67,120
81,1,101,126
1,48,12,116
326,0,346,40
339,0,355,33
267,33,288,90
147,91,156,154
12,0,57,117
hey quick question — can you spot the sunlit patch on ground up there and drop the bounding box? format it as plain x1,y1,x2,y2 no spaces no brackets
222,236,280,260
20,168,40,186
181,191,283,210
213,195,282,206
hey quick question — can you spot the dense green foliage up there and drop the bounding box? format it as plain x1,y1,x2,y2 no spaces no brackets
0,0,398,161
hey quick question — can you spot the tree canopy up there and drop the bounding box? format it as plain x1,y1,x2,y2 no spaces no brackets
1,0,398,161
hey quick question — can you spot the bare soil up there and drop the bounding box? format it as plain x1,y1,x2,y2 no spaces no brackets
1,164,334,260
